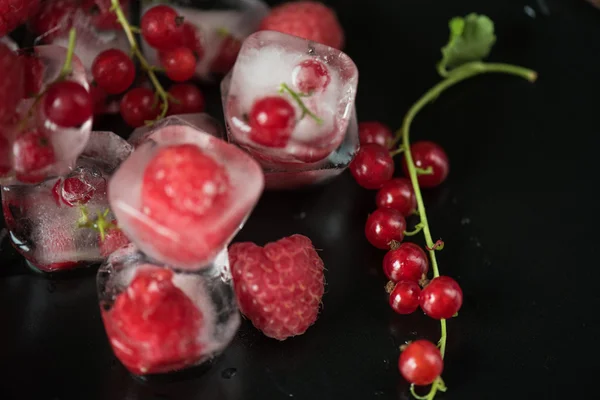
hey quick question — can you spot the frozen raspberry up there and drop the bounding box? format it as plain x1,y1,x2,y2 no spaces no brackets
210,33,241,75
259,1,344,49
0,42,24,123
229,234,325,340
140,144,230,265
102,267,204,375
99,226,130,258
28,0,76,40
13,129,56,184
0,0,40,37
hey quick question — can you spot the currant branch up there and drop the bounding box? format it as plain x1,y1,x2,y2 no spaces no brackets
399,60,536,400
279,83,323,124
110,0,171,123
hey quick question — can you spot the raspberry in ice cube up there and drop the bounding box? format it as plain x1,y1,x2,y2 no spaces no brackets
108,117,264,270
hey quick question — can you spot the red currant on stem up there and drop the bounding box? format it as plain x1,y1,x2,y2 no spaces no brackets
383,242,428,282
120,87,160,128
167,84,205,116
402,141,449,188
349,143,394,189
91,49,136,95
420,276,463,319
140,5,185,51
159,47,197,82
376,178,417,216
399,340,444,386
292,59,331,93
358,121,394,148
364,208,406,249
13,130,56,184
248,96,296,148
387,280,421,315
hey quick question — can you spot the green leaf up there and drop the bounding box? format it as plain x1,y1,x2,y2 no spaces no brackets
437,13,497,76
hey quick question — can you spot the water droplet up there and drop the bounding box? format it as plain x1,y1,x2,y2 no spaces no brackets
221,367,237,379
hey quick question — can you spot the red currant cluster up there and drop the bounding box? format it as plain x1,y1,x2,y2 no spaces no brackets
350,121,463,393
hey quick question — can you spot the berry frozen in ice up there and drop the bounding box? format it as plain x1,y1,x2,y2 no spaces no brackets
99,225,130,258
248,96,296,148
229,234,325,340
292,59,330,93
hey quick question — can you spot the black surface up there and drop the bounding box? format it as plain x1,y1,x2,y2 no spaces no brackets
2,0,600,399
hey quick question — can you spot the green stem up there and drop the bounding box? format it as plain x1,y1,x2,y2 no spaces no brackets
389,146,405,157
59,28,77,79
404,223,424,237
111,0,170,122
409,377,447,400
399,60,536,400
279,83,323,124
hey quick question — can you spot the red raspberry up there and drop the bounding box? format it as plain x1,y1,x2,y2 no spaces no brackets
0,0,40,37
102,266,204,375
99,226,130,258
229,234,325,340
0,42,24,123
210,33,241,75
259,1,344,49
28,0,76,40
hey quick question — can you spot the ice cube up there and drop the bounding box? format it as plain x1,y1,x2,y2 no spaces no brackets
108,117,264,270
97,244,240,376
140,0,269,82
221,30,359,188
1,131,133,272
0,45,93,186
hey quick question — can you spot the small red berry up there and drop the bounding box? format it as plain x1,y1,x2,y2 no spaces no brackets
349,143,394,189
402,141,449,188
210,34,242,75
167,84,205,116
248,96,296,148
43,81,92,128
383,242,428,282
180,22,205,61
140,5,185,50
91,49,136,95
28,0,76,39
52,176,97,207
120,88,159,128
358,121,394,148
100,227,130,258
159,47,197,82
364,208,406,249
13,130,55,183
389,280,421,314
420,276,463,320
399,340,443,386
375,178,416,216
292,59,330,93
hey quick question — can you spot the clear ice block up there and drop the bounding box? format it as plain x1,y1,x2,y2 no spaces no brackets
140,0,269,82
0,45,93,186
1,131,133,272
97,243,240,376
221,30,359,189
108,115,264,270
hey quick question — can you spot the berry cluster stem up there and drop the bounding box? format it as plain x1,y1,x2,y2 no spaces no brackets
398,60,537,400
110,0,170,123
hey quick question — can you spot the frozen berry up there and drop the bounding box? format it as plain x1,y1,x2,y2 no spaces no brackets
292,59,330,93
364,208,406,249
259,1,344,49
159,47,196,82
140,5,184,51
210,33,241,75
92,49,135,95
2,0,43,37
167,84,205,115
248,96,296,148
120,87,159,128
358,121,393,148
389,280,421,314
383,242,428,282
13,130,55,183
402,141,449,188
99,226,130,257
376,178,416,217
103,266,204,375
0,42,24,123
420,276,463,320
399,340,443,386
229,234,325,340
349,143,394,189
43,81,92,127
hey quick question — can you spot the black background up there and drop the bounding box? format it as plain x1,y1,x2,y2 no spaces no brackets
2,0,600,399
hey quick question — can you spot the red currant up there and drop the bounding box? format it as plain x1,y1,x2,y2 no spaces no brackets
181,22,205,61
120,87,160,128
375,178,416,216
159,47,197,82
0,134,11,176
248,96,296,148
167,84,205,116
13,130,55,183
399,340,443,386
364,208,406,249
91,49,135,95
349,143,394,189
43,81,92,128
402,141,449,188
358,121,394,148
420,276,463,319
210,34,242,75
53,176,96,207
141,5,184,50
28,0,76,38
292,59,330,93
389,280,421,314
383,242,428,282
